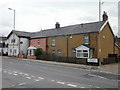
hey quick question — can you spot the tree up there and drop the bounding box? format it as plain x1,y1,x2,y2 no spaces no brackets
35,48,42,58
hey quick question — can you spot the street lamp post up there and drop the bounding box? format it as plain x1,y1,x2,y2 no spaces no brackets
99,0,104,21
8,8,15,30
8,8,16,56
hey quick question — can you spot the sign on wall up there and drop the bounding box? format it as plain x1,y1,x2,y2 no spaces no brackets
87,58,98,63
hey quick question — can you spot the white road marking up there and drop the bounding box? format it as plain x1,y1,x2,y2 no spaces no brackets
18,83,26,86
13,74,18,76
24,74,29,76
34,79,40,82
67,84,77,87
31,75,35,78
80,87,85,88
11,85,15,87
19,72,23,75
57,81,65,85
51,80,55,82
26,77,31,79
3,70,7,73
38,77,44,80
96,86,100,88
88,74,107,79
13,71,17,73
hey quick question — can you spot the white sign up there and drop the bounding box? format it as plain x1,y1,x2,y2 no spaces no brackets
87,58,98,63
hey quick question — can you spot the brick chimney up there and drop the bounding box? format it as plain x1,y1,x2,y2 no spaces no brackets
55,22,60,29
102,11,108,21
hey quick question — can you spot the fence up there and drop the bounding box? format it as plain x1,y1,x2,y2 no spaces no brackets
103,54,120,64
37,54,119,65
37,55,87,65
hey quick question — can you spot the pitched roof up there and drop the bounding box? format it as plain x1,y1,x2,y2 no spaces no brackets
31,21,106,38
0,37,7,41
7,30,36,38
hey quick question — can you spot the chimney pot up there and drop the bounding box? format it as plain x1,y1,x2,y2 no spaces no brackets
55,22,60,29
102,11,108,21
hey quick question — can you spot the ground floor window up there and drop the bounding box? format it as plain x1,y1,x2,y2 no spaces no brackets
10,49,12,53
52,50,55,56
57,49,62,56
76,50,89,58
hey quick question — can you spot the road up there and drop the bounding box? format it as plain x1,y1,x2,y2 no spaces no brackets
1,56,119,88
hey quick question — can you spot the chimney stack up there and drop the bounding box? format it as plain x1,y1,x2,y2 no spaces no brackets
102,11,108,21
55,22,60,29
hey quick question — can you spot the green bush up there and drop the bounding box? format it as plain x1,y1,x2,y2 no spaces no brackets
35,48,42,58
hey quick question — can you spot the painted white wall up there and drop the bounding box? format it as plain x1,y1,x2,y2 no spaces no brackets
19,38,29,56
8,33,19,56
8,33,30,56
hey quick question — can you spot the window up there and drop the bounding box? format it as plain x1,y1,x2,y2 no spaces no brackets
11,39,15,43
72,48,76,57
38,40,40,46
52,50,55,56
14,49,16,54
51,38,56,46
84,35,89,44
76,50,89,58
10,49,12,53
57,50,62,56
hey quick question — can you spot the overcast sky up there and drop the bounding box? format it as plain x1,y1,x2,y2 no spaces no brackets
0,0,119,36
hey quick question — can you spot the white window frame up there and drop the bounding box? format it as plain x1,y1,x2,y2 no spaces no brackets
52,50,55,56
58,49,62,56
11,39,15,43
84,35,89,44
76,50,89,58
51,38,56,46
38,40,40,46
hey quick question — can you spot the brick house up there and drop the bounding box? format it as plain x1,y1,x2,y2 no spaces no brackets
27,37,46,59
30,11,115,63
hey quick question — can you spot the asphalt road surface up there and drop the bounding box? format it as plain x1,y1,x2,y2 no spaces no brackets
1,56,119,88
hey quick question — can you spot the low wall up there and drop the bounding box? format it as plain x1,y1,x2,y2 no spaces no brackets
19,55,27,58
27,56,36,59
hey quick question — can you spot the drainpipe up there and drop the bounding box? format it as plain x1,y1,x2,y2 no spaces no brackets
19,37,20,57
67,35,68,58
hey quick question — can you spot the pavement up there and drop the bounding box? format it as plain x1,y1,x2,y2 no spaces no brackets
19,57,119,75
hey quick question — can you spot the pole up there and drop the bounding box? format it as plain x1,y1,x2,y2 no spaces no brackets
8,8,16,56
98,0,101,65
13,10,15,30
1,34,3,56
99,0,101,21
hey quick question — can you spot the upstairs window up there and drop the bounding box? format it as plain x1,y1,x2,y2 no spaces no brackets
84,35,89,44
11,39,15,43
38,40,40,46
51,38,56,46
